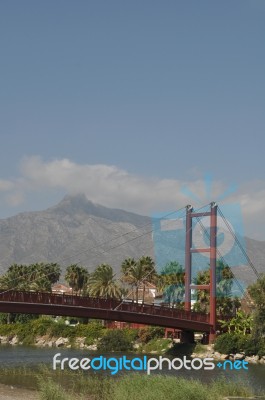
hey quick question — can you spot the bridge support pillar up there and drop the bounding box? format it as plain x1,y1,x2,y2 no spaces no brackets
180,330,194,343
209,328,216,344
184,202,218,346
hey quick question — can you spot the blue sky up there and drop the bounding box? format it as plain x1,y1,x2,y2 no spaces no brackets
0,1,265,239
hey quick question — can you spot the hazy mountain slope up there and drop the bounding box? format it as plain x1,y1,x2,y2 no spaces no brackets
0,195,153,276
0,194,264,285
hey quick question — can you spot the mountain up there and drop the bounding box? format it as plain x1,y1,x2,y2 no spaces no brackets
0,194,264,285
0,194,152,275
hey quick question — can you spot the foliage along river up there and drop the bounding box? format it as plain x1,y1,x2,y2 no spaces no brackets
0,345,264,393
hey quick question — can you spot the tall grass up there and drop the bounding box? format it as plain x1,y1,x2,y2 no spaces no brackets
0,366,259,400
37,376,72,400
35,372,256,400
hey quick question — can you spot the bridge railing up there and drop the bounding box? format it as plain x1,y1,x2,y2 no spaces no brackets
0,290,210,323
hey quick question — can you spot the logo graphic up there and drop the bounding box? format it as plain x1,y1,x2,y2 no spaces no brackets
52,354,248,375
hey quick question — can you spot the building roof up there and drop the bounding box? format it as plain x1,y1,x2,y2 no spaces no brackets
52,283,72,293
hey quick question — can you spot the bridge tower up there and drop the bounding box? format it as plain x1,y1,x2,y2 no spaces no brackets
184,202,217,343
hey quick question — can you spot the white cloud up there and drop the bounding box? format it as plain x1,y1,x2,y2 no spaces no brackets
0,179,15,191
6,192,25,207
0,156,265,240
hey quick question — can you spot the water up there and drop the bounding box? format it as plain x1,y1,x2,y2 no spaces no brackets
0,345,264,393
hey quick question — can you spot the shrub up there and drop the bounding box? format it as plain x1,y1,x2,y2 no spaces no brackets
0,323,19,336
215,333,265,356
214,333,241,354
31,317,54,336
241,337,265,356
98,329,133,352
16,323,34,342
138,326,164,344
123,328,138,342
48,322,75,339
75,321,104,340
257,341,265,357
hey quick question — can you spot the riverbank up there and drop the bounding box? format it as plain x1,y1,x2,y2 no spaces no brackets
1,318,265,364
0,318,171,353
2,334,265,364
190,344,265,365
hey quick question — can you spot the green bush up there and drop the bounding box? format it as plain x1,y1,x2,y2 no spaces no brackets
257,342,265,357
98,329,133,352
241,336,265,356
75,321,104,339
214,333,241,354
0,323,19,336
31,317,54,336
48,322,75,339
16,323,35,342
215,333,265,356
138,326,164,344
123,328,138,342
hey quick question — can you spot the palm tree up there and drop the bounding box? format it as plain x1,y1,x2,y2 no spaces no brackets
65,264,89,294
87,264,122,299
0,264,27,290
0,263,61,292
137,256,156,303
193,260,236,314
121,258,137,301
156,261,185,307
216,261,233,298
192,269,210,313
120,256,156,303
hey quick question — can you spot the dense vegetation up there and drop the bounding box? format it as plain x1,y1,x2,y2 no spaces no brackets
0,316,105,346
215,274,265,356
214,332,265,356
0,315,170,352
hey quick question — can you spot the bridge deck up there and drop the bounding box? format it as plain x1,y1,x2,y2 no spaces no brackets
0,290,212,332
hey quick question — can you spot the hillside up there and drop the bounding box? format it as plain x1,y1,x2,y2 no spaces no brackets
0,194,264,285
0,194,152,275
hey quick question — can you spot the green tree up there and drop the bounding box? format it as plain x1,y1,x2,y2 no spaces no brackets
121,256,156,303
65,264,89,294
138,256,156,303
248,274,265,340
192,269,210,313
87,264,122,299
0,262,61,324
155,261,185,307
98,329,133,352
192,260,237,314
121,258,138,300
219,310,252,335
0,263,61,292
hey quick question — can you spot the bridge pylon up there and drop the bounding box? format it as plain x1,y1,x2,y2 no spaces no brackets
184,202,217,343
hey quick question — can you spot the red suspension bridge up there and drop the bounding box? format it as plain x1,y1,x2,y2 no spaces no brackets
0,203,254,343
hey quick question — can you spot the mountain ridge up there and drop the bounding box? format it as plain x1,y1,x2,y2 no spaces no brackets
0,194,264,285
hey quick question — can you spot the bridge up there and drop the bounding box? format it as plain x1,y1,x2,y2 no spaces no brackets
0,203,239,343
0,290,213,334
